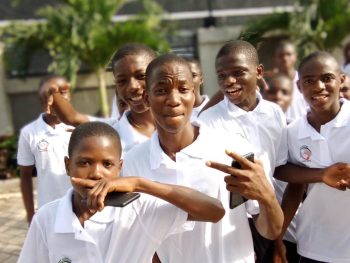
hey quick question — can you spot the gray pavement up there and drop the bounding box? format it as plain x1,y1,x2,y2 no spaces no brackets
0,178,36,262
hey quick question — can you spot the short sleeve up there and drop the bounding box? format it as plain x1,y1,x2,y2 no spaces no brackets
18,215,49,263
139,195,193,244
17,129,35,166
245,200,260,215
275,109,288,167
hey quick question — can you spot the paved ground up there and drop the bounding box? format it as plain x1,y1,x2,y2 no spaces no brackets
0,178,36,262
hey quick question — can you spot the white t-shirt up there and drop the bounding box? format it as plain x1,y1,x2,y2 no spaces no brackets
17,114,72,207
285,72,307,121
287,99,350,262
199,92,288,184
190,95,210,122
123,127,259,263
18,188,189,263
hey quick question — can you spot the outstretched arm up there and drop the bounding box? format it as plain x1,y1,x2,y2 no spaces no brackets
71,176,225,223
49,84,89,126
206,150,283,240
274,163,350,190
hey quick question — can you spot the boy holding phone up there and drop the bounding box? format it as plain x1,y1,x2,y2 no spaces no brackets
123,54,283,262
18,121,225,263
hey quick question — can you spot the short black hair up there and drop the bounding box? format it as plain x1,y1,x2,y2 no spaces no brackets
184,57,202,73
111,43,157,72
68,122,122,158
145,53,192,90
274,40,296,54
38,75,67,93
298,51,340,74
216,40,259,66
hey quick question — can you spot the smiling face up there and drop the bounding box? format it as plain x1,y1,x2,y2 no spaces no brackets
298,56,344,114
216,52,263,111
145,60,195,134
65,136,122,199
113,54,153,114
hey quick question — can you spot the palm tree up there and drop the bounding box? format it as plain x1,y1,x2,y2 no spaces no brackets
240,0,350,58
2,0,169,117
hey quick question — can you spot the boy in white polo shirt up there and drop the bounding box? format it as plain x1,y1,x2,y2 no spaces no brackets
49,44,157,155
18,121,225,263
123,54,283,263
17,76,73,224
198,40,288,262
274,52,350,263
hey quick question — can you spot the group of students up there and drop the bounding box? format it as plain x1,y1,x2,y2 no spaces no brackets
17,40,350,263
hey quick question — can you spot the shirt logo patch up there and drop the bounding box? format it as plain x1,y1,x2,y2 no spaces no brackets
37,139,49,152
58,257,72,263
300,145,312,161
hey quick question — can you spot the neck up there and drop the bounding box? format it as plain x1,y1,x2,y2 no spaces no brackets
158,124,199,161
307,103,341,132
72,192,95,227
43,113,61,127
127,110,155,137
194,93,204,108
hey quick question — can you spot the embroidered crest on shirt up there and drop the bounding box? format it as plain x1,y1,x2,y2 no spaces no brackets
37,139,49,152
58,257,71,263
300,145,312,161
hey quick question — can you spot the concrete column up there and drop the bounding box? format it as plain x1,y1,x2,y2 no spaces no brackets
0,43,14,135
197,26,242,97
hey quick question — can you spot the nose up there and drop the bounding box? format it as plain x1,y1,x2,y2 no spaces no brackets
315,79,326,91
89,164,103,180
223,75,236,87
166,89,181,106
127,77,142,92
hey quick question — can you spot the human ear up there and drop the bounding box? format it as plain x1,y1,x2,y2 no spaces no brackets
256,64,264,80
64,156,70,177
339,73,346,86
143,91,150,107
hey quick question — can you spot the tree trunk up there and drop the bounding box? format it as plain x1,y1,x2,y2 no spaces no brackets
96,68,109,118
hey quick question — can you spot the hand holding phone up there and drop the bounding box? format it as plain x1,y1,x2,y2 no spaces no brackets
229,152,254,209
104,192,140,207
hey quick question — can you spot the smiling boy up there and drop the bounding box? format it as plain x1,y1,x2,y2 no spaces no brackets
274,52,350,263
18,121,224,263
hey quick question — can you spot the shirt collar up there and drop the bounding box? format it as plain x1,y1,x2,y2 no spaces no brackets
36,113,71,135
297,100,350,140
224,91,270,118
149,132,177,170
55,189,116,234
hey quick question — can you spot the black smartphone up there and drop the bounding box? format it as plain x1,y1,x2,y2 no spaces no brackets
104,192,141,207
229,152,254,209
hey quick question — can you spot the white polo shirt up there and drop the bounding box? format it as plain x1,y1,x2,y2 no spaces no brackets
199,92,288,184
190,94,210,122
18,188,189,263
114,111,152,155
123,127,258,263
287,99,350,262
17,114,72,207
285,72,307,121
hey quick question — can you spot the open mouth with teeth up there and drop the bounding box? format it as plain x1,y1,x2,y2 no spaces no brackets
128,96,143,105
225,88,242,98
